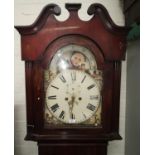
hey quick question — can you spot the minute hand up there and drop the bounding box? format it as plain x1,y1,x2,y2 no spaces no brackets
68,96,75,118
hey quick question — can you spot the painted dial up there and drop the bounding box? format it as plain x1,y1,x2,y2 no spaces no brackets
46,69,100,124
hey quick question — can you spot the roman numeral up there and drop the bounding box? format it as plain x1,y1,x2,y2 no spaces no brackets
59,75,66,83
48,95,56,100
51,85,59,90
71,113,75,119
81,75,86,83
59,111,65,119
87,84,95,90
87,103,96,111
71,71,76,81
90,95,99,100
51,104,59,112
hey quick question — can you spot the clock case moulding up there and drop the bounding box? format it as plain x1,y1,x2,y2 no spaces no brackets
15,3,130,143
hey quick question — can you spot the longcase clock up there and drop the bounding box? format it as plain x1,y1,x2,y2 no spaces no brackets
15,3,129,155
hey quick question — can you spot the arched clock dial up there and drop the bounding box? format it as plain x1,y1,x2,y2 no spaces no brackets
44,44,103,126
46,69,100,124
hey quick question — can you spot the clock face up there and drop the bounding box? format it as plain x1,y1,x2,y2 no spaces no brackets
46,70,100,124
44,44,103,127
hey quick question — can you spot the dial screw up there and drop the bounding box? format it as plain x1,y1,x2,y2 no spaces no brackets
78,97,82,101
65,97,68,101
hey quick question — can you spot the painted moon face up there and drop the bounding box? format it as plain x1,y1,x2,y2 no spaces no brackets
70,52,86,67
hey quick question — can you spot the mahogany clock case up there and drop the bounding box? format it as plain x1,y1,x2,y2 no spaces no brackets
15,3,129,144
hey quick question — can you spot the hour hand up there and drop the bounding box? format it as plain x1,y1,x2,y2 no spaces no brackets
70,96,75,106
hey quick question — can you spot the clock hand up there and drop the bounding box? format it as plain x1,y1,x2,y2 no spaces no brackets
68,96,75,119
75,100,79,105
74,102,88,119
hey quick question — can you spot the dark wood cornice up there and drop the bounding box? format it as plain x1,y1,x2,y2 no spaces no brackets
15,3,130,36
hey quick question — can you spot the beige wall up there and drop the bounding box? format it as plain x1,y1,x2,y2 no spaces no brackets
125,40,140,155
14,0,126,155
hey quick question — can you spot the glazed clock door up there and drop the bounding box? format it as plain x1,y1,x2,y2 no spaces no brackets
44,44,104,128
